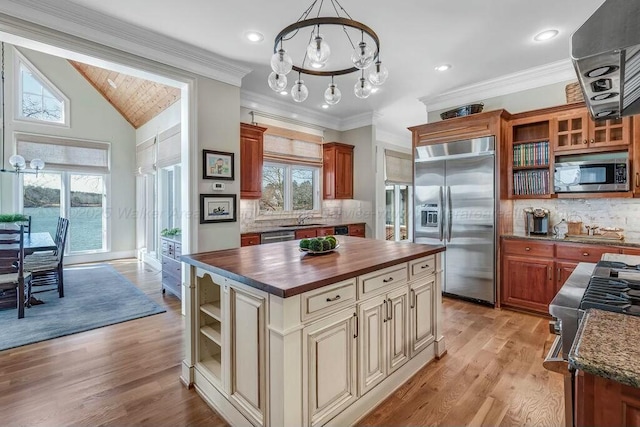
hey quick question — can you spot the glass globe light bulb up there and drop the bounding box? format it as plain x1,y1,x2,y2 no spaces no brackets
291,79,309,103
270,48,293,75
354,77,372,99
9,154,26,170
324,83,342,105
351,41,374,69
368,60,389,86
306,33,330,65
268,72,288,92
30,158,45,171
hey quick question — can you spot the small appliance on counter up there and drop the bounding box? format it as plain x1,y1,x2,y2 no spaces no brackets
523,207,550,236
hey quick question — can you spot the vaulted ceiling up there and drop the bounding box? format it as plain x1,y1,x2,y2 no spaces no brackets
69,61,180,128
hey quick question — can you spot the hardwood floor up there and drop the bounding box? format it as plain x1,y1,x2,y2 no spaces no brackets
0,260,563,426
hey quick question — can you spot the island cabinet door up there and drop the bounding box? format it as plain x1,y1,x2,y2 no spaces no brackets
358,294,387,397
409,277,435,357
387,286,410,375
229,287,266,426
303,307,358,427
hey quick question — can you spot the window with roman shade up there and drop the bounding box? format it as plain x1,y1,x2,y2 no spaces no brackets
262,125,323,165
136,136,156,175
156,124,181,169
15,132,110,173
384,149,412,185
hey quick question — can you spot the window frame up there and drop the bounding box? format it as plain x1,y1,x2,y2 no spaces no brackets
258,160,321,217
13,47,70,127
20,170,110,255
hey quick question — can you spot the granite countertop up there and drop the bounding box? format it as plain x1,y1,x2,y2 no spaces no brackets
242,221,366,234
569,309,640,388
181,236,445,298
502,233,640,248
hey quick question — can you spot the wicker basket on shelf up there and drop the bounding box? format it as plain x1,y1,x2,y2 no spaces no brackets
565,82,585,103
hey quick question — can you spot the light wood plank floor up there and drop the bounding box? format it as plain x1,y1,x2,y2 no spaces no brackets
0,259,563,426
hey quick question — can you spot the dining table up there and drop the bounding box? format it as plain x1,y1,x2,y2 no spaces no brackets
23,232,56,255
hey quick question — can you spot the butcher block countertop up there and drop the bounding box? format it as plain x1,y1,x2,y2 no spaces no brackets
569,309,640,388
181,236,445,298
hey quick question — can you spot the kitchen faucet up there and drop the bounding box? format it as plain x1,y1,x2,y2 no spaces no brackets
297,213,313,225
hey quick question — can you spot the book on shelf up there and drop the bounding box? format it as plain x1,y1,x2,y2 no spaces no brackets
512,140,549,167
513,169,549,195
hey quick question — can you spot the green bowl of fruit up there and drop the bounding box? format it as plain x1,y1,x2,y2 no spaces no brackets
299,236,339,255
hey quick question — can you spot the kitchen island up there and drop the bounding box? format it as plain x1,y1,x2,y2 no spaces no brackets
181,236,445,426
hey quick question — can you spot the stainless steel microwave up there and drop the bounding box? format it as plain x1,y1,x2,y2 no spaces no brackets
554,158,629,193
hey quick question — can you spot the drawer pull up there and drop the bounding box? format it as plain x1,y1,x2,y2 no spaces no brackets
383,277,394,283
353,313,358,338
325,295,341,302
548,266,552,281
583,252,589,256
421,264,430,269
525,247,531,251
383,300,387,323
410,289,416,309
636,172,639,188
387,298,393,321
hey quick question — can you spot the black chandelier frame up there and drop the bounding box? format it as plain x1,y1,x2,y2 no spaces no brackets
273,17,380,77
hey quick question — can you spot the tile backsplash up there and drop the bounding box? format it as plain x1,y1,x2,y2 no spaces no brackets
513,199,640,241
240,199,370,232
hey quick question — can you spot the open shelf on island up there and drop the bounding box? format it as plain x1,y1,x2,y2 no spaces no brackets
197,272,223,384
201,323,222,345
200,302,221,321
200,356,221,379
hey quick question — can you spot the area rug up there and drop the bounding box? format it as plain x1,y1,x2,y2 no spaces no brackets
0,264,166,351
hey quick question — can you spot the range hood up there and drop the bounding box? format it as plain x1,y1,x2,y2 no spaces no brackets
572,0,640,119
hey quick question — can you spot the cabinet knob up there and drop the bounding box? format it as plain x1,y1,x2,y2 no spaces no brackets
583,139,588,144
590,139,595,144
583,252,589,256
525,247,531,251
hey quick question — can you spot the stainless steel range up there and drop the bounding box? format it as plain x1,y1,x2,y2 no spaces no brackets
545,255,640,427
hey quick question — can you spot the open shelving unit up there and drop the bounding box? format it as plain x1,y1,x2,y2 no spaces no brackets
508,119,552,198
198,274,223,383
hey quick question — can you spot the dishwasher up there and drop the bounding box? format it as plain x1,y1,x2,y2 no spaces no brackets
260,230,296,244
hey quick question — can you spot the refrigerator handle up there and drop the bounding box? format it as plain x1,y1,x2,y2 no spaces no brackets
447,186,452,242
438,186,444,241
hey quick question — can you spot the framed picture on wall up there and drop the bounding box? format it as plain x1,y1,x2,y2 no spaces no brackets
200,194,237,223
203,150,234,180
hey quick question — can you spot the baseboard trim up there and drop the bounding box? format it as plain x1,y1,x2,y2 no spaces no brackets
65,250,136,265
193,369,251,427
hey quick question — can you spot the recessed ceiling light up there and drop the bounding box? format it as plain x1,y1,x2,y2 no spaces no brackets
279,90,288,96
371,87,380,93
434,64,452,72
107,78,117,89
321,104,329,109
244,31,264,43
533,29,559,42
311,62,325,69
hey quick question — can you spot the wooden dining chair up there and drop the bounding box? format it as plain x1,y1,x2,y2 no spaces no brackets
0,226,31,318
24,218,69,299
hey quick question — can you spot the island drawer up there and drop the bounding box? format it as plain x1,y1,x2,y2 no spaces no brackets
556,243,620,262
502,239,554,258
359,264,408,297
301,278,356,321
409,255,435,280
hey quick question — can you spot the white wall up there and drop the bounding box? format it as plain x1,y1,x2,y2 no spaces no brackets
427,80,574,123
136,100,181,144
0,45,137,256
194,78,241,252
338,125,376,238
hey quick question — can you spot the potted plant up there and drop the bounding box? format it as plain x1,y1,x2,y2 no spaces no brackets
0,213,29,229
160,227,181,238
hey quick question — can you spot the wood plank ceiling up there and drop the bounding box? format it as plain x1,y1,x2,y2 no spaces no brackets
69,61,180,129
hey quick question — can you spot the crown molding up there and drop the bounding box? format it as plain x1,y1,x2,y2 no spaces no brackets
342,111,382,131
0,0,251,86
375,128,411,148
419,59,576,112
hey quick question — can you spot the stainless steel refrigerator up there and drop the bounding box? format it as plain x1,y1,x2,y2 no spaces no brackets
414,137,496,305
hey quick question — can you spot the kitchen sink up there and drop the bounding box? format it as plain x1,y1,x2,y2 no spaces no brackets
279,223,324,227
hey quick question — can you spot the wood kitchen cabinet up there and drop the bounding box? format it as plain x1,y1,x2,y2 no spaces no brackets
303,307,358,427
295,228,317,239
323,142,354,200
501,238,624,315
240,123,267,199
348,223,365,237
409,276,435,357
552,108,631,153
576,370,640,427
357,285,409,397
240,233,260,247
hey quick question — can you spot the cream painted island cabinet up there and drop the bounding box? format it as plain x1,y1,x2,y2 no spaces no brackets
181,236,445,427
